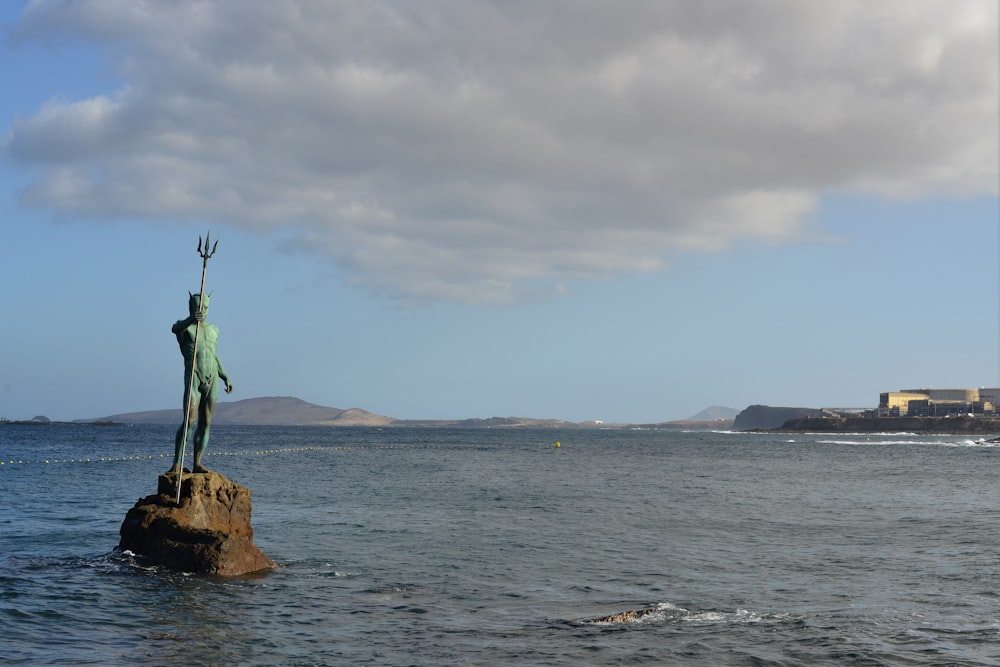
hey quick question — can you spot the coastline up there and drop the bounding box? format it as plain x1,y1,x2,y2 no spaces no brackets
777,415,1000,435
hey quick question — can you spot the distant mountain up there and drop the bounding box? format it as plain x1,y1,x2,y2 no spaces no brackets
96,396,393,426
90,397,742,429
685,406,740,422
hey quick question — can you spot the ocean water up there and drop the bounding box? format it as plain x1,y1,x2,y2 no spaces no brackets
3,424,1000,666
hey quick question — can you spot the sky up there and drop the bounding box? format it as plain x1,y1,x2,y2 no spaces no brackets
1,1,997,423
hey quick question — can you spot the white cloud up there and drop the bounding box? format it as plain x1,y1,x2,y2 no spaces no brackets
5,0,997,303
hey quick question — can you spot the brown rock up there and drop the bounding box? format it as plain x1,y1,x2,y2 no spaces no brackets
118,471,276,576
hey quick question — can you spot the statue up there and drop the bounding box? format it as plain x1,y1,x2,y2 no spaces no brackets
168,292,233,474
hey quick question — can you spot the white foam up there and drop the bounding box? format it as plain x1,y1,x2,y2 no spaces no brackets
817,438,995,447
591,602,773,626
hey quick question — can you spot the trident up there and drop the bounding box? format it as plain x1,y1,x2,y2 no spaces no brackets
175,232,219,504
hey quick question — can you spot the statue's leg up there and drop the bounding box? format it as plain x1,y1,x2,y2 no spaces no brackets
192,387,217,473
169,388,199,474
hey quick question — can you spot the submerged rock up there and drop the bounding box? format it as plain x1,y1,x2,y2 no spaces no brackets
118,471,276,576
584,607,660,624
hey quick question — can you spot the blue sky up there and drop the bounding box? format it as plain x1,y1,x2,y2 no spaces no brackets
1,1,997,423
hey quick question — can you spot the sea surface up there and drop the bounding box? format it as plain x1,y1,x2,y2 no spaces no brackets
3,424,1000,666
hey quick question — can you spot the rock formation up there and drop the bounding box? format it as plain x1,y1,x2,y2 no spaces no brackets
118,471,276,576
781,414,1000,434
732,404,824,430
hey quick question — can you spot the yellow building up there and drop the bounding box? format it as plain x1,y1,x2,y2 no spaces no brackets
879,388,995,416
901,388,979,402
879,391,930,414
978,387,1000,404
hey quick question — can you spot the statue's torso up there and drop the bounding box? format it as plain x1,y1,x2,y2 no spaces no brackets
177,323,220,379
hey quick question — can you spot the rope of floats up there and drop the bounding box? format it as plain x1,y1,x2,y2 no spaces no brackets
0,443,483,467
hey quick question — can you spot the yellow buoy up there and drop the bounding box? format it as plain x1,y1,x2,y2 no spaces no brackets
554,441,561,448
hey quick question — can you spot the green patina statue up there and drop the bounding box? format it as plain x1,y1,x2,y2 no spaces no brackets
168,292,233,475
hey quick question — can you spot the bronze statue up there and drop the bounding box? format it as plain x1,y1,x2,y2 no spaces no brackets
168,292,233,474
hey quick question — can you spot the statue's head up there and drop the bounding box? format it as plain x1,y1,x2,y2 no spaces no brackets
188,292,210,315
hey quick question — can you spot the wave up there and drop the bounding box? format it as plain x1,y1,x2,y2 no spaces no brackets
581,601,793,626
816,438,993,447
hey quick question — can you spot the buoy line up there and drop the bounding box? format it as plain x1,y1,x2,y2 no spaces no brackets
0,443,481,468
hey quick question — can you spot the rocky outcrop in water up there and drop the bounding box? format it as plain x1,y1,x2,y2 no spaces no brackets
118,471,276,576
584,607,660,624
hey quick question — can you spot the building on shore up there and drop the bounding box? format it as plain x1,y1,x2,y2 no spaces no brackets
879,388,1000,417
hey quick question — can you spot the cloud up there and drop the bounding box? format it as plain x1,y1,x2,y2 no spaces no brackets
5,0,997,303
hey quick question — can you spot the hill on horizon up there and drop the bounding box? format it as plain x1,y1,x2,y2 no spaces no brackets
89,396,738,428
684,405,740,421
95,396,392,426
